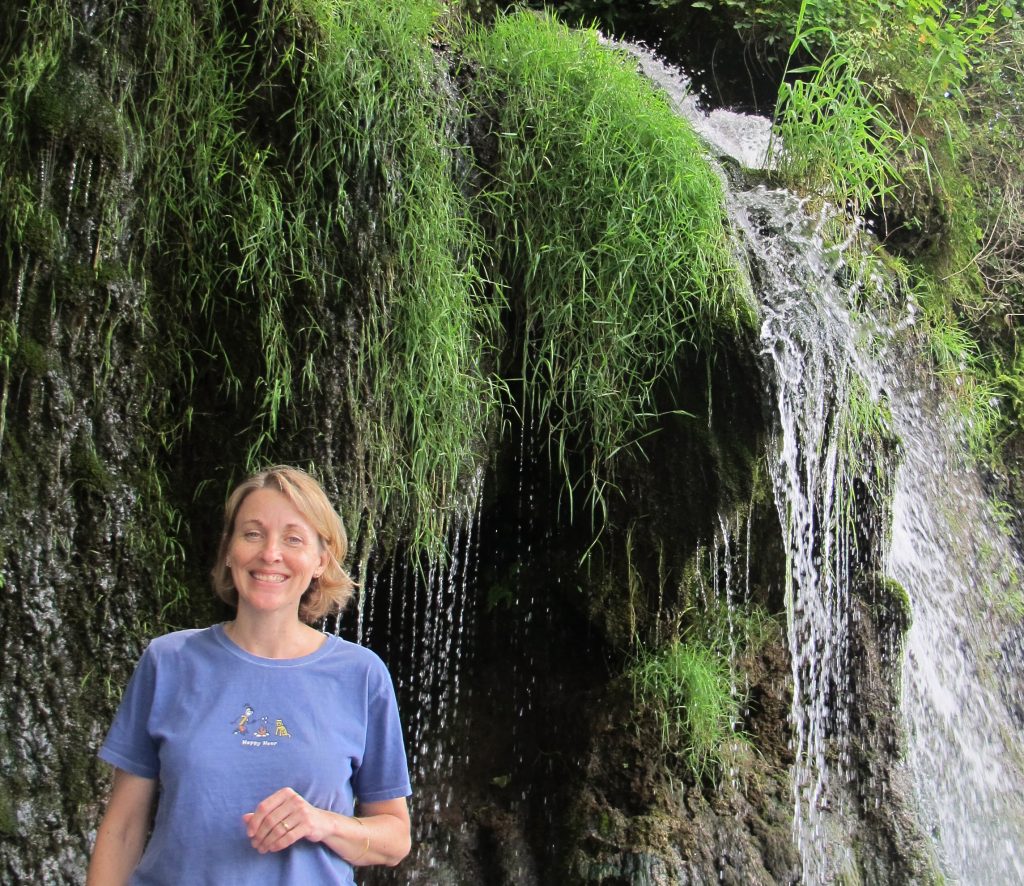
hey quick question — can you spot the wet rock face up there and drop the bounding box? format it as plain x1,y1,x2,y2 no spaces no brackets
1,36,156,886
554,645,799,886
0,262,154,873
843,587,939,885
0,6,219,879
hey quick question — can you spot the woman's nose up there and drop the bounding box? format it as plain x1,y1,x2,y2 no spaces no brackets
259,539,282,561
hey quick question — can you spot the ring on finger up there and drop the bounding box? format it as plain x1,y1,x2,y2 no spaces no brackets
281,820,292,831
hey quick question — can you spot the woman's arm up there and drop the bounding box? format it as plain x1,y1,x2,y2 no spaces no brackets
244,788,411,866
343,796,411,867
86,768,158,886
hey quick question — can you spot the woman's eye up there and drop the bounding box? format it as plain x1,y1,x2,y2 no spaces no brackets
285,536,304,546
243,530,261,541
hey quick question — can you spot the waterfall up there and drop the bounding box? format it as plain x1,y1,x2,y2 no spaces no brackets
349,471,486,880
632,41,1024,884
738,184,1024,883
887,372,1024,882
732,182,1024,883
741,186,875,885
4,5,1022,880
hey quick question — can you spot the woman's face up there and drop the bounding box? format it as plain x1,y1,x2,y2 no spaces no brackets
227,487,329,619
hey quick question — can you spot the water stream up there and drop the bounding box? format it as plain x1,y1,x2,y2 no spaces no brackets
741,180,1024,884
344,472,486,879
9,8,1024,882
633,41,1024,885
352,40,1024,885
887,371,1024,883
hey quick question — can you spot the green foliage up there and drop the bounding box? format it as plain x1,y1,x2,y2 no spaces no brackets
2,0,765,584
0,1,75,150
534,0,1024,488
270,0,501,552
693,598,784,654
465,10,753,524
95,0,499,557
995,349,1024,434
772,47,917,217
766,0,1024,468
630,560,781,784
630,634,742,783
896,272,1004,456
961,8,1024,319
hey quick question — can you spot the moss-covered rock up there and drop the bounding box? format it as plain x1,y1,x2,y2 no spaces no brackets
27,66,126,164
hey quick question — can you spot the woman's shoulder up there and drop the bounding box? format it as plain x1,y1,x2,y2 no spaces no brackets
142,626,215,658
323,635,392,676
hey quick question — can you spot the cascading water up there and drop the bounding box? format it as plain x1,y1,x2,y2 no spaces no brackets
740,187,874,885
732,181,1024,884
737,186,1024,883
632,41,1024,884
5,5,1022,879
345,472,486,881
886,369,1024,882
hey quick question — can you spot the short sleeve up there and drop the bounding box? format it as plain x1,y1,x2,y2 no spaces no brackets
352,662,411,803
98,644,160,779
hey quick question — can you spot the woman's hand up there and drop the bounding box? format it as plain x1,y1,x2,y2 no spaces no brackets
243,789,411,866
243,787,328,853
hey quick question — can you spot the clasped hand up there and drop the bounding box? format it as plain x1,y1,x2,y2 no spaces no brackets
243,786,329,854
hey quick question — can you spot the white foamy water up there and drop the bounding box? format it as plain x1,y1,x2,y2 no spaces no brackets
623,41,774,171
885,376,1024,883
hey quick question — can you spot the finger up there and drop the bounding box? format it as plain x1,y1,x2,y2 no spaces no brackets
248,790,308,853
257,812,295,850
263,814,301,853
249,815,289,853
249,788,295,829
246,793,290,844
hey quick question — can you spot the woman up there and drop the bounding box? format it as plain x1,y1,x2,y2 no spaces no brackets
88,466,411,884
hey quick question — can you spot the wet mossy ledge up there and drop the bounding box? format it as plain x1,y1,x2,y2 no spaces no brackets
0,2,912,883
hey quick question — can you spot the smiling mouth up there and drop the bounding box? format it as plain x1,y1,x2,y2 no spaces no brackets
251,572,288,583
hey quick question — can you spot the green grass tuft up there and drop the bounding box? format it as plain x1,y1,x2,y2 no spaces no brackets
631,635,743,783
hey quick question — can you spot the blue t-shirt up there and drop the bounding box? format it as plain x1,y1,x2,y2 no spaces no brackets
99,624,411,885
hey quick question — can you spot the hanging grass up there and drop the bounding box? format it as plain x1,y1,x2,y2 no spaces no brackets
268,0,502,553
92,0,500,557
3,0,760,568
464,10,753,526
772,47,916,218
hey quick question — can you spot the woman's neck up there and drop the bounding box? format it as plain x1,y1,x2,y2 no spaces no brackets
224,614,325,659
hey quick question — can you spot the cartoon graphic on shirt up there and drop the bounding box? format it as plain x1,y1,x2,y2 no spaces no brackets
233,705,255,735
231,703,292,747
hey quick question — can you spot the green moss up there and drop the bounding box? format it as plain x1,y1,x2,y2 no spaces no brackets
0,777,17,837
70,436,114,495
27,66,126,164
15,202,61,262
875,575,912,637
19,219,59,262
13,337,50,376
855,573,912,642
0,172,61,263
94,261,129,288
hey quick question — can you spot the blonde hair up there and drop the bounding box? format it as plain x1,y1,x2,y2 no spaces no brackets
211,465,355,623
